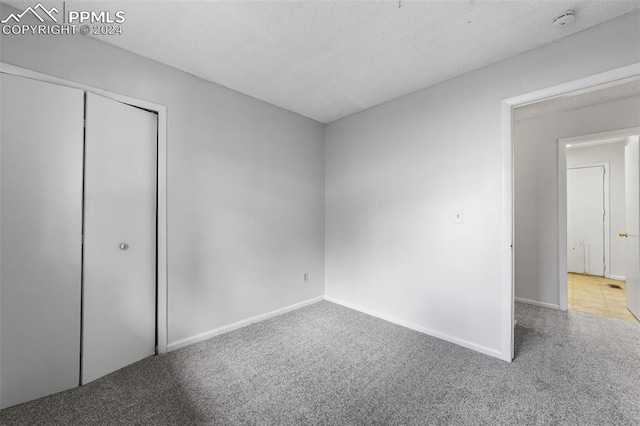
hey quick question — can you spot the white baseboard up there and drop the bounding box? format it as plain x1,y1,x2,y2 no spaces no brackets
324,296,507,361
609,274,626,281
167,296,324,352
515,297,560,310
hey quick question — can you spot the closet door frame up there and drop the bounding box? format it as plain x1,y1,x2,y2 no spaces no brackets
0,62,169,360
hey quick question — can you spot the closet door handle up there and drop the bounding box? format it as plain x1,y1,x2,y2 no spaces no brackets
119,243,129,250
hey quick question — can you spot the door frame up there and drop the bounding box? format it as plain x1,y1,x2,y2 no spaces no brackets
501,62,640,360
0,62,169,354
560,129,640,310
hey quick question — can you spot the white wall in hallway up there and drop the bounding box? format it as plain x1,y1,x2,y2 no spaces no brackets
325,11,640,359
567,142,627,279
0,4,325,347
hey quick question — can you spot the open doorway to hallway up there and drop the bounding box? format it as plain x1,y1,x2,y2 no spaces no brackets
564,136,639,322
513,75,640,325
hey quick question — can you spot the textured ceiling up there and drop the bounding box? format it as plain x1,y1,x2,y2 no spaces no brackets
5,1,640,123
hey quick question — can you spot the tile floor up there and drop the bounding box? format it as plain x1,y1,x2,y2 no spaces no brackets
568,273,638,322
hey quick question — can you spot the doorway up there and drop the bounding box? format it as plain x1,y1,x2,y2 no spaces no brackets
559,130,640,322
504,64,640,359
558,133,638,321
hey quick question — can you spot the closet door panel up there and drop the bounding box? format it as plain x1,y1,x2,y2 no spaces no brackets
82,93,157,384
0,74,84,408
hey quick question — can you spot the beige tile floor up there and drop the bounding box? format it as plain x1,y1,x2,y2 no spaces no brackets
568,273,639,322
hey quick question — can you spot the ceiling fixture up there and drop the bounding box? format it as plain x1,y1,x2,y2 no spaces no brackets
553,10,576,28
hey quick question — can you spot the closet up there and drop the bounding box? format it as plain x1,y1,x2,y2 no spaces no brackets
0,73,157,408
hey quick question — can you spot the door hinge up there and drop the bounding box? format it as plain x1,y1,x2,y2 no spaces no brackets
83,119,87,128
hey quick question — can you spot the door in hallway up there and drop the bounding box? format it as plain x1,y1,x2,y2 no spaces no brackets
567,166,605,276
624,137,640,320
82,93,158,384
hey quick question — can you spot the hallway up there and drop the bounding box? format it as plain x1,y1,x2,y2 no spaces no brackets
568,273,638,322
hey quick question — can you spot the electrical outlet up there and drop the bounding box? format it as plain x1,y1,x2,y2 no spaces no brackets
303,272,309,283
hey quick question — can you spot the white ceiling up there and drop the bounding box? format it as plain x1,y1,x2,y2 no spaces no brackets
6,1,640,123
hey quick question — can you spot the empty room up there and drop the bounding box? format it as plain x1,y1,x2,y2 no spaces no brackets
1,1,639,424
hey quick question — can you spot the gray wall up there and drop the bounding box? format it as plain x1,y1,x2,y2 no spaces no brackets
514,97,640,307
568,141,627,279
325,11,640,359
0,3,325,347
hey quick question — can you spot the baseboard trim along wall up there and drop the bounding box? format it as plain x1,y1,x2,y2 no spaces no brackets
324,296,506,360
515,297,561,310
609,275,626,281
167,296,325,351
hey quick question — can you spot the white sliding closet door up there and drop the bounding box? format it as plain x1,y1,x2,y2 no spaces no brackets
1,74,84,408
82,93,157,384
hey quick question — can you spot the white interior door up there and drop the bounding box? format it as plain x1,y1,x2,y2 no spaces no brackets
1,74,84,408
624,137,640,319
82,93,157,384
567,166,605,276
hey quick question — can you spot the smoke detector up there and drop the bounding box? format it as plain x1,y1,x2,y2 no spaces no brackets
553,10,576,28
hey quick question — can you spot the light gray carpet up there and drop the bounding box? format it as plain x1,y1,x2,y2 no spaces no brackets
1,301,639,425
